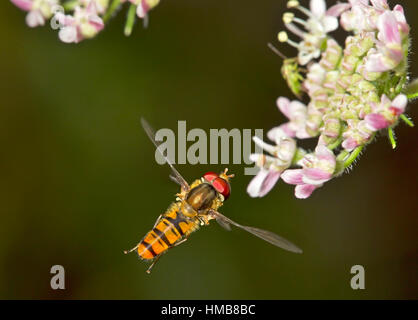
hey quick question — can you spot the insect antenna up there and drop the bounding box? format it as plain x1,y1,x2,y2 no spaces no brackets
267,43,288,60
222,168,235,180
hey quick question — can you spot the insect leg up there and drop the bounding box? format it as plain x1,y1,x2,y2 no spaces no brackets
146,255,161,274
169,175,188,191
173,238,188,247
153,215,162,228
145,237,188,274
123,244,138,255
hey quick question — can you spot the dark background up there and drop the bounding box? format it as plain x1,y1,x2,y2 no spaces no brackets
0,0,417,299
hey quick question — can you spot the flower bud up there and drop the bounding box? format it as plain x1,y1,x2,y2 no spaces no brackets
320,39,342,71
323,71,344,93
320,114,342,145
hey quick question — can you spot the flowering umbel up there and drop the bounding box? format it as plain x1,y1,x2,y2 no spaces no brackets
10,0,161,43
248,0,415,199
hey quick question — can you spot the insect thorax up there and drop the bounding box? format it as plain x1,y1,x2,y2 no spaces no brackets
182,180,223,216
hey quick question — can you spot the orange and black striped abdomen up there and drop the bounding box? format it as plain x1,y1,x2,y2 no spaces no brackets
137,204,199,260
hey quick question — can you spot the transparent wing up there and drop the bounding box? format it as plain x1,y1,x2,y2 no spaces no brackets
141,118,190,191
215,217,232,231
169,174,185,187
209,209,302,254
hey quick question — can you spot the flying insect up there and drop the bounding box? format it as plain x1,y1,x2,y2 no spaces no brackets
124,119,302,273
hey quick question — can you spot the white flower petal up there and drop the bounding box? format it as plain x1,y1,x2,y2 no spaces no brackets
59,26,78,43
26,10,45,28
310,0,326,18
136,2,147,18
391,94,407,113
252,136,276,155
247,169,269,198
322,16,338,33
295,184,318,199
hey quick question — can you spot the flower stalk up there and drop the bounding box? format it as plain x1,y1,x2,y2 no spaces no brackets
103,0,121,22
124,3,136,36
343,145,364,168
400,114,414,127
62,0,79,11
388,127,396,149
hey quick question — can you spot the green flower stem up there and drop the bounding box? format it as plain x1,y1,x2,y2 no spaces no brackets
400,114,414,127
407,92,418,99
388,127,396,149
63,0,79,11
405,77,418,99
124,4,137,37
334,150,349,175
328,136,343,150
103,0,122,23
336,150,349,162
394,76,407,96
344,146,364,169
291,148,307,165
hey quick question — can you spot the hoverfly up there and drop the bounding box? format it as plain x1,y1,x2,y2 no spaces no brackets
124,119,302,273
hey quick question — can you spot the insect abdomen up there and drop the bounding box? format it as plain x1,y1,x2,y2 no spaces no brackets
137,205,199,260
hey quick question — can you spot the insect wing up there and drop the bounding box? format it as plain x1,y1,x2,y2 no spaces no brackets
209,210,302,254
237,225,303,254
169,174,185,187
215,216,232,231
141,118,190,191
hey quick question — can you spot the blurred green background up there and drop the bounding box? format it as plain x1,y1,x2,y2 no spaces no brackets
0,0,417,299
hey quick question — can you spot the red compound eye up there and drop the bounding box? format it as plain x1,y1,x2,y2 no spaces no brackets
212,177,231,200
203,171,218,183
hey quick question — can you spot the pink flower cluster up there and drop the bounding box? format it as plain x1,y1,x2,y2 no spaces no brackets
55,1,104,43
10,0,161,43
11,0,59,27
125,0,160,19
248,0,413,199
